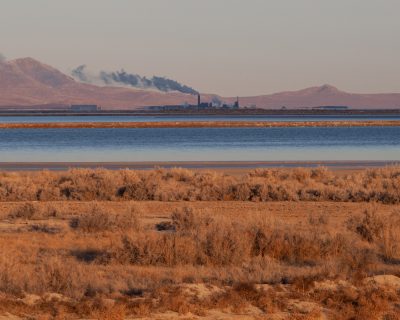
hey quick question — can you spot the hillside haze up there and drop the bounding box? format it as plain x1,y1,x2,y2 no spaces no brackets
234,84,400,109
0,58,197,108
1,57,400,109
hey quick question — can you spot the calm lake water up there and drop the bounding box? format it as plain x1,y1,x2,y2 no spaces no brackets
0,114,400,123
0,126,399,162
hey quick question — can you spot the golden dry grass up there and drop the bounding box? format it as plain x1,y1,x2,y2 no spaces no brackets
0,167,400,319
0,199,399,319
0,166,399,203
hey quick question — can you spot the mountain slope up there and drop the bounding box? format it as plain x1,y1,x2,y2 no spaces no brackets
0,58,197,108
0,57,400,109
224,84,400,109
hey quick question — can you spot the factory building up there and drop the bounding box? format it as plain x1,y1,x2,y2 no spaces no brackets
312,106,349,111
147,95,241,111
70,105,100,112
197,94,211,109
233,97,240,109
222,97,240,109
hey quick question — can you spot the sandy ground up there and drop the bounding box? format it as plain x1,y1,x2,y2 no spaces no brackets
0,200,397,233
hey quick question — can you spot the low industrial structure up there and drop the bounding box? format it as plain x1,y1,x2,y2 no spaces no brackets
70,104,100,112
147,95,240,111
312,106,349,111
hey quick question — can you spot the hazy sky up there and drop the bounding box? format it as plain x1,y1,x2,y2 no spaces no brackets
1,0,400,96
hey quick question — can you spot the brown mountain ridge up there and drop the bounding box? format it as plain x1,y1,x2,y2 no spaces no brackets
1,57,400,109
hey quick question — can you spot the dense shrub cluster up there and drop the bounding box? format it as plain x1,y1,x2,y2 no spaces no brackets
90,206,398,271
0,166,400,203
70,203,141,233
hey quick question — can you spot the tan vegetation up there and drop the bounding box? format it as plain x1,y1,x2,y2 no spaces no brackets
0,120,400,129
0,198,399,319
69,203,141,233
0,167,399,318
0,166,400,203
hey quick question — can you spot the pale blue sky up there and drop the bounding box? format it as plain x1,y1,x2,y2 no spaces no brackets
1,0,400,96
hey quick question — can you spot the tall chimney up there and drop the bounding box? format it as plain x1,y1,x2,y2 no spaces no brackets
198,94,201,107
234,96,240,108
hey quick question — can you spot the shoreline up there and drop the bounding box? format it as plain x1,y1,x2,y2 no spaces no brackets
1,109,400,117
0,160,398,172
0,120,400,129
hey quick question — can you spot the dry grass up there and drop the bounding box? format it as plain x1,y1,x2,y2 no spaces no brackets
0,167,400,318
347,207,400,262
8,202,60,220
0,200,399,318
69,203,141,233
0,166,400,203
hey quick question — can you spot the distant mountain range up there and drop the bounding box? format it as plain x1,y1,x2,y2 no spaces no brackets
1,57,400,109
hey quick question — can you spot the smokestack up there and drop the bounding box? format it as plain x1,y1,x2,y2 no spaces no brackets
234,96,240,109
198,94,201,107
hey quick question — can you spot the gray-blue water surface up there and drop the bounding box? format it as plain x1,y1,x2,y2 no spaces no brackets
1,114,400,123
0,126,399,162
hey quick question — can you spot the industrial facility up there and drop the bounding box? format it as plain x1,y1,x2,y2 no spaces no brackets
312,106,349,111
148,95,240,112
70,105,101,112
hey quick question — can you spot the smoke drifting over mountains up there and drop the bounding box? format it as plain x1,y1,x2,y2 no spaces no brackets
3,56,399,109
71,65,88,83
0,53,6,64
71,65,198,95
